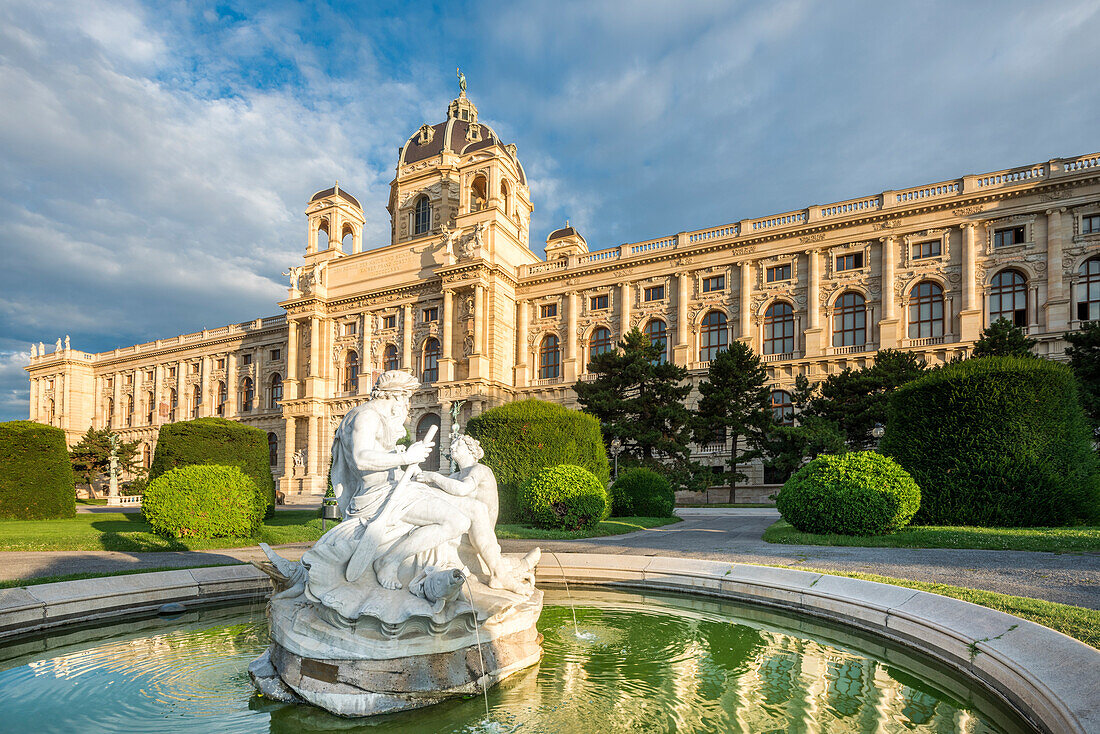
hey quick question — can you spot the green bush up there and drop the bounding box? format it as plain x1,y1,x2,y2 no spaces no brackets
142,465,266,538
610,467,675,517
518,464,609,530
0,421,75,520
775,452,920,535
467,400,610,522
881,357,1100,526
150,418,276,514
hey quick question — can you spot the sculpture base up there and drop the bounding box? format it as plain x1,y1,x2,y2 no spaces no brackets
250,623,543,717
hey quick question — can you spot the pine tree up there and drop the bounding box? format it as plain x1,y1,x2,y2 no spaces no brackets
1066,320,1100,428
574,328,694,462
693,341,774,500
972,318,1038,358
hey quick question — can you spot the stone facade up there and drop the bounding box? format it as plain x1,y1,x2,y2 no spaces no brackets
25,90,1100,499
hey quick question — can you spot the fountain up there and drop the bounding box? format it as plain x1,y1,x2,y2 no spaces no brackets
249,371,542,717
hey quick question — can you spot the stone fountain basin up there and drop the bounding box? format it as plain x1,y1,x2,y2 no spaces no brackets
0,553,1096,733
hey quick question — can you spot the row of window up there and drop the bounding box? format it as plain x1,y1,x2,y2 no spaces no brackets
101,374,284,427
100,351,281,391
410,175,514,237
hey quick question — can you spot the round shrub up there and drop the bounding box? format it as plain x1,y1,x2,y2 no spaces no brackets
776,452,920,535
467,400,610,522
150,418,276,514
142,465,266,538
881,357,1100,527
0,420,75,520
610,467,674,517
518,464,609,531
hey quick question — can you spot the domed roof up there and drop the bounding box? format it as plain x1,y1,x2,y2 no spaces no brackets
547,225,578,241
310,185,361,209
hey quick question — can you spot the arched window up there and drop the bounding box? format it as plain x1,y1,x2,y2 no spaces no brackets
168,389,177,422
344,351,359,392
340,224,354,253
421,338,440,382
699,311,728,361
1076,257,1100,322
270,373,283,408
589,327,613,362
908,282,944,338
413,195,431,236
764,302,795,355
145,391,154,424
470,176,487,212
832,292,866,347
771,390,794,426
268,432,278,468
46,399,55,425
500,179,510,216
316,219,330,250
416,414,442,471
105,397,114,429
644,319,667,363
989,269,1028,327
383,344,400,371
241,377,254,413
215,382,226,416
126,395,134,427
190,385,202,418
539,334,561,379
142,443,151,469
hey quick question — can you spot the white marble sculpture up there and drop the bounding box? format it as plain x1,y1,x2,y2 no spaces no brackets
250,370,542,717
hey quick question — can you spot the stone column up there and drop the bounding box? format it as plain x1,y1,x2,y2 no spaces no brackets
1045,207,1069,332
515,299,529,386
469,285,486,378
200,356,211,417
440,290,455,382
286,319,298,400
254,347,265,411
152,365,163,425
739,261,752,345
620,282,632,336
282,416,297,497
565,291,578,381
959,223,982,341
401,305,413,371
310,415,323,482
878,236,899,349
673,273,690,365
175,363,185,422
225,353,237,418
111,372,121,429
804,249,823,356
359,311,373,392
309,315,322,398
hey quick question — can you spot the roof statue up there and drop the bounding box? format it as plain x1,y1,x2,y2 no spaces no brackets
456,67,466,94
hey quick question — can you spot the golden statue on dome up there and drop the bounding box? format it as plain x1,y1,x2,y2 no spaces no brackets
457,67,466,94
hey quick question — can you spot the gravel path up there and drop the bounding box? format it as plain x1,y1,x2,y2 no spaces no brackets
4,508,1098,609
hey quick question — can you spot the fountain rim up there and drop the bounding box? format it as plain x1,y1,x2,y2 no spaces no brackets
0,554,1095,734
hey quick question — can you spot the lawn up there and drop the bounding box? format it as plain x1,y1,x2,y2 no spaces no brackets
0,513,681,551
783,565,1100,650
763,520,1100,554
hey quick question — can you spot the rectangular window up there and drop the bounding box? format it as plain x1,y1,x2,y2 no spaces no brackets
190,363,199,374
106,377,113,389
168,366,176,378
539,303,557,318
993,226,1026,248
341,322,358,336
270,349,281,361
912,240,941,259
145,370,154,381
242,354,252,366
590,294,609,310
836,252,864,272
644,285,664,302
124,373,133,385
422,307,439,322
702,275,725,293
766,264,792,282
1083,215,1100,234
382,315,396,330
214,359,224,370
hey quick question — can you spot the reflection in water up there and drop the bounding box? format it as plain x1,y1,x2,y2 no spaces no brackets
0,591,1021,734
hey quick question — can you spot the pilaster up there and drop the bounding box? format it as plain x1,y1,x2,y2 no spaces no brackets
738,261,752,346
564,291,578,381
515,299,529,386
469,284,486,378
959,223,983,341
878,236,899,349
673,273,690,365
440,290,455,382
1045,207,1070,332
286,319,299,400
401,305,413,372
804,249,824,355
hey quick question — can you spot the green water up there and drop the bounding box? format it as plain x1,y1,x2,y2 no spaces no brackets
0,588,1029,733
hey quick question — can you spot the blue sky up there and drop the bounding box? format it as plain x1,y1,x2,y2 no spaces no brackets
2,0,1099,420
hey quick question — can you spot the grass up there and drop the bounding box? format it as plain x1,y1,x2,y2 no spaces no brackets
0,512,681,551
763,520,1100,554
0,511,329,552
75,498,108,506
495,516,681,540
0,563,236,590
783,564,1100,650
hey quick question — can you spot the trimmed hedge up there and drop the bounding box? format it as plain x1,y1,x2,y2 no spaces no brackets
610,467,675,517
518,464,609,530
467,400,610,522
143,465,266,538
150,418,276,513
775,452,921,535
0,421,75,520
881,357,1100,527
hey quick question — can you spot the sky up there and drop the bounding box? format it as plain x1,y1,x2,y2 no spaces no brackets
1,0,1099,420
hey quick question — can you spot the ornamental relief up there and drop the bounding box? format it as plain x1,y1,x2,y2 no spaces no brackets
872,219,902,230
823,242,872,279
819,275,881,307
756,256,799,290
1063,245,1096,276
984,214,1037,255
951,205,985,217
632,276,671,308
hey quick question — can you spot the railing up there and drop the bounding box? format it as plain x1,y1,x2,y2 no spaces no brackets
821,196,881,218
532,376,563,386
688,224,738,244
977,164,1045,188
908,336,946,347
831,344,867,355
895,181,960,203
631,236,676,255
762,352,795,363
107,495,142,506
527,259,568,275
1063,154,1099,172
578,373,599,381
578,248,619,264
752,212,807,231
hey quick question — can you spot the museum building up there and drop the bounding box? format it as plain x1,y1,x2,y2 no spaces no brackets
25,88,1100,500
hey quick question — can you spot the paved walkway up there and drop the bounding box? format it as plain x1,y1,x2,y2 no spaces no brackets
5,509,1098,609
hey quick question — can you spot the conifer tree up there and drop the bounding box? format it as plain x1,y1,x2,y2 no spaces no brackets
1066,320,1100,428
69,428,141,493
972,318,1038,358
